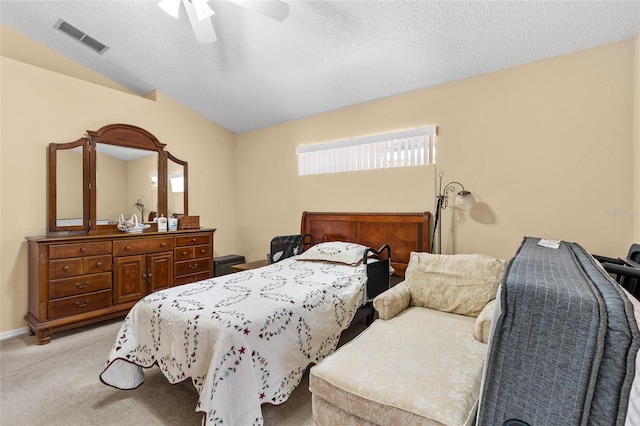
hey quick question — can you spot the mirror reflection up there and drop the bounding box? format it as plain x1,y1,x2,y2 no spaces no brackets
168,159,185,218
56,147,84,227
95,144,158,224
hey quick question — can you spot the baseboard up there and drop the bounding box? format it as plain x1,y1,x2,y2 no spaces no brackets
0,327,29,341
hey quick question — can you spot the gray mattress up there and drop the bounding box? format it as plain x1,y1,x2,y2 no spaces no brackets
476,237,639,426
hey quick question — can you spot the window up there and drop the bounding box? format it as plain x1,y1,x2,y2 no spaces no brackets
295,126,436,176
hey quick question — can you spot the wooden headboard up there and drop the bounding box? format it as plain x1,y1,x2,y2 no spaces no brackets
300,211,431,278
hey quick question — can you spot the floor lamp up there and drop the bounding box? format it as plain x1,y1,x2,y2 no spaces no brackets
431,172,474,254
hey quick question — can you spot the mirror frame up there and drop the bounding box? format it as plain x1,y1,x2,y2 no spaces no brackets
167,152,189,216
48,123,188,233
48,138,90,232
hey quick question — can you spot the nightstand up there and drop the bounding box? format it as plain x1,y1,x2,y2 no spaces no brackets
231,259,269,272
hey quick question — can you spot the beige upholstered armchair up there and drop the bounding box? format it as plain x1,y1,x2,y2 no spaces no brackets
373,280,497,345
309,252,505,426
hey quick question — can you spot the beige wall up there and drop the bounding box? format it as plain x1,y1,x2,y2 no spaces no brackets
236,38,637,263
1,29,237,333
635,32,640,243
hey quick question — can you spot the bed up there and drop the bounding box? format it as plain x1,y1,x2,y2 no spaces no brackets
100,211,430,425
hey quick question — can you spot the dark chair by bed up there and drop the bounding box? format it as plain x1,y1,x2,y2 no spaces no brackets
268,234,313,263
593,243,640,299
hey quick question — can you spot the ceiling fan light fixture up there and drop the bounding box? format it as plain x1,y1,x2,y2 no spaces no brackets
158,0,181,18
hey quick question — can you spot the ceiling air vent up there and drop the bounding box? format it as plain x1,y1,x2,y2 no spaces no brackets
54,19,109,54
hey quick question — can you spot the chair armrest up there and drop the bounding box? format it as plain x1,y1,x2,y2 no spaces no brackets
593,254,621,264
474,299,496,343
603,262,640,279
373,282,411,320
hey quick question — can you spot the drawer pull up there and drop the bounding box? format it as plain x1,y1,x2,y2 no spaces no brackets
125,245,131,251
182,251,188,256
191,238,197,243
160,242,166,247
75,281,90,289
200,249,206,254
63,265,70,272
80,247,86,253
75,300,90,308
189,264,198,270
96,262,103,267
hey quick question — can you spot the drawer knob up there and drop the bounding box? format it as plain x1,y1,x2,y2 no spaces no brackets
200,249,205,253
75,300,90,308
96,262,103,267
63,265,70,272
80,247,87,253
182,251,188,256
125,245,131,251
191,238,197,242
75,281,89,289
161,242,166,247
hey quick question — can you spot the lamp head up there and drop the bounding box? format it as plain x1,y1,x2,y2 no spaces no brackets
456,190,475,205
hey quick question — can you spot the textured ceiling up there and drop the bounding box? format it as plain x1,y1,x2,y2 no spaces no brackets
1,1,639,133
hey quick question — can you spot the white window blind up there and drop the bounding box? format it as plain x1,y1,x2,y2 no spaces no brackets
295,126,436,176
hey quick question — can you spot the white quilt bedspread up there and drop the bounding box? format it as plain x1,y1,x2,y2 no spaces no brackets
100,257,367,425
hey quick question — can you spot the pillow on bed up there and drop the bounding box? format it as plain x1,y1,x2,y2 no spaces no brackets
296,241,369,265
406,252,505,317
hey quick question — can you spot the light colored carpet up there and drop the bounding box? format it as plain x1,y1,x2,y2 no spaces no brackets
0,317,367,426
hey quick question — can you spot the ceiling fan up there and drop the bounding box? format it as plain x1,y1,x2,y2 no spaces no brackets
158,0,289,43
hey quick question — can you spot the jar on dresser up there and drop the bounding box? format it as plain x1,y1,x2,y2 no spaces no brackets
25,228,216,344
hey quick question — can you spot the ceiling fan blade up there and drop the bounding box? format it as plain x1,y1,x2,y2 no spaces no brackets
158,0,181,18
183,0,218,43
229,0,289,22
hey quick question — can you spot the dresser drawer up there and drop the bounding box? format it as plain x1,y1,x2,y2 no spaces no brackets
48,290,112,319
50,241,112,259
174,271,212,285
175,259,211,276
83,255,112,274
175,234,212,247
174,247,193,261
193,244,212,259
49,258,83,280
49,272,111,299
113,237,174,257
174,244,211,261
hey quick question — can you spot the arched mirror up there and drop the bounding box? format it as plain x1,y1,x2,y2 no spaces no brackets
48,124,189,233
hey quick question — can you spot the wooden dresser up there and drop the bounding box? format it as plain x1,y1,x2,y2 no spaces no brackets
26,228,215,344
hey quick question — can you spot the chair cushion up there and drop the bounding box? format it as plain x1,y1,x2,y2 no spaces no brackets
310,307,487,426
406,252,505,317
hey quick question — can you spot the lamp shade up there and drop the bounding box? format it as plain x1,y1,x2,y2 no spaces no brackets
455,190,475,205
